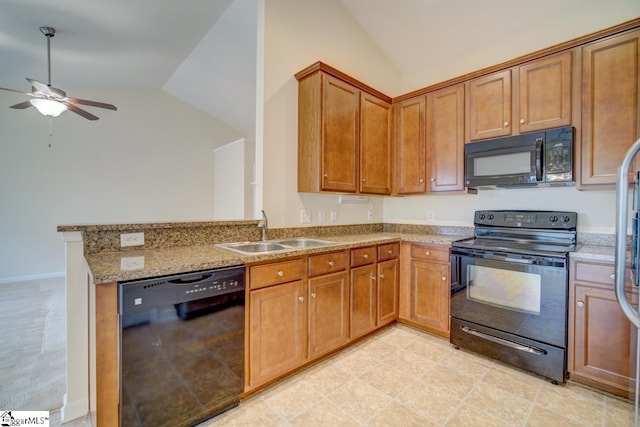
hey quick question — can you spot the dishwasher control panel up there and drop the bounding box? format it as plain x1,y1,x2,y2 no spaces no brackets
119,265,245,314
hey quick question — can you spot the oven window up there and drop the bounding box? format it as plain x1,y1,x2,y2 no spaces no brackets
467,264,541,314
474,152,531,176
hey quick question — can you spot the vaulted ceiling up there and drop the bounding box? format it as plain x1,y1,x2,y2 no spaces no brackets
0,0,638,135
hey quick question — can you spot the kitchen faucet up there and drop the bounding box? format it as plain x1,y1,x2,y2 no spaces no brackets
259,210,268,241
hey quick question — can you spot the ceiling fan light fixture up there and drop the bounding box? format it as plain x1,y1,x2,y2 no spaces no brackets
30,98,68,117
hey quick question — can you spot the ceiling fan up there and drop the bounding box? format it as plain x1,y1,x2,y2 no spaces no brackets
0,26,117,121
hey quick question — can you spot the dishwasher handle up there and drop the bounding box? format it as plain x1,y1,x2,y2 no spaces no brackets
168,273,214,285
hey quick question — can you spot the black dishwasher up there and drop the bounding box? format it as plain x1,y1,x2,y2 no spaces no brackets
119,265,245,427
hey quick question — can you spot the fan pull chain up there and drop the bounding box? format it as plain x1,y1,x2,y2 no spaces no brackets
48,116,53,148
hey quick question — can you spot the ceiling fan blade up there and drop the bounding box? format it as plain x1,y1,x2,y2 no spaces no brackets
26,78,52,95
0,86,32,95
68,98,117,111
9,100,33,109
66,103,99,121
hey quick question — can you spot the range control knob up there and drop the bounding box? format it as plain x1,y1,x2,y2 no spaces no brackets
561,215,571,223
487,214,494,221
479,213,486,220
549,215,559,223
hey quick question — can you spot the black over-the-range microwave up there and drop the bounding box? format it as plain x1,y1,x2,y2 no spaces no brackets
464,126,574,189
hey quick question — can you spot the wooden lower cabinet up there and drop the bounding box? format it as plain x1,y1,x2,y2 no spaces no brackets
308,271,350,359
248,279,307,389
568,258,638,398
377,258,399,326
350,263,377,339
399,243,450,337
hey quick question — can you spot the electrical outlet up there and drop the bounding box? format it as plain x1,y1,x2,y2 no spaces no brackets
427,211,434,221
330,210,338,223
318,210,326,223
120,232,144,247
367,209,374,221
120,256,145,270
300,209,312,224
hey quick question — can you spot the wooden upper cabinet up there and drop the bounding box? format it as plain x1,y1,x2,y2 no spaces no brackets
296,63,392,195
468,69,512,141
518,51,572,133
579,29,640,188
394,96,426,194
360,93,391,194
320,75,359,192
426,84,465,192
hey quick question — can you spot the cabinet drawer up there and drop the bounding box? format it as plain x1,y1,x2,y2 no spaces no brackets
410,244,449,263
351,246,376,267
573,259,631,287
378,242,399,261
250,259,304,290
309,251,348,277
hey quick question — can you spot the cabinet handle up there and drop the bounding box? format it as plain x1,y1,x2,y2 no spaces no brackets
419,178,424,183
577,300,584,308
298,296,304,302
387,250,392,254
519,118,525,124
311,293,316,298
277,271,284,277
431,178,435,182
504,121,510,127
442,276,447,281
362,178,366,182
328,261,335,267
610,273,615,280
323,173,328,178
379,274,385,279
371,276,376,281
425,251,430,256
363,254,368,259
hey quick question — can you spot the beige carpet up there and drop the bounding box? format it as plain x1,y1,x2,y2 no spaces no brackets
0,277,65,412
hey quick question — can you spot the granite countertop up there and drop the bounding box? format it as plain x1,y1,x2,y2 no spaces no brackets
571,244,617,262
87,232,470,284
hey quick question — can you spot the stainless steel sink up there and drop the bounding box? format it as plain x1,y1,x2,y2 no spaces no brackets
273,238,334,248
217,238,334,255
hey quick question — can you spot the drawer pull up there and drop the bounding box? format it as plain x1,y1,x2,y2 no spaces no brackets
363,254,368,259
277,271,284,277
577,300,584,308
311,293,316,298
425,251,430,256
387,250,393,254
298,296,304,302
328,261,335,267
610,273,615,280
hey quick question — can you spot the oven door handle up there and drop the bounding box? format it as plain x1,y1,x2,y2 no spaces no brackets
461,325,547,356
486,254,536,264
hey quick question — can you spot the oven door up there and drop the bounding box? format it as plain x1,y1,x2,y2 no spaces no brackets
450,249,568,348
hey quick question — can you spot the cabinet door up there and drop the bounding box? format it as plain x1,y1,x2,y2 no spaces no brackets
322,74,359,192
426,84,465,192
360,93,391,195
409,259,450,335
571,284,637,397
377,258,399,326
518,51,572,133
309,271,350,359
248,280,307,389
350,264,377,339
394,96,426,194
468,69,512,141
580,29,640,187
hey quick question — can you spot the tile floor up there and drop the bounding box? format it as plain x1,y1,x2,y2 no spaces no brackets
204,324,635,427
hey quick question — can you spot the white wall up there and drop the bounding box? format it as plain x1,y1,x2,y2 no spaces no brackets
262,0,400,228
213,138,255,219
261,0,635,232
0,89,243,281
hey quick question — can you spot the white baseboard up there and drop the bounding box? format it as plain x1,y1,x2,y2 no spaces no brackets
61,393,89,424
0,271,64,284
